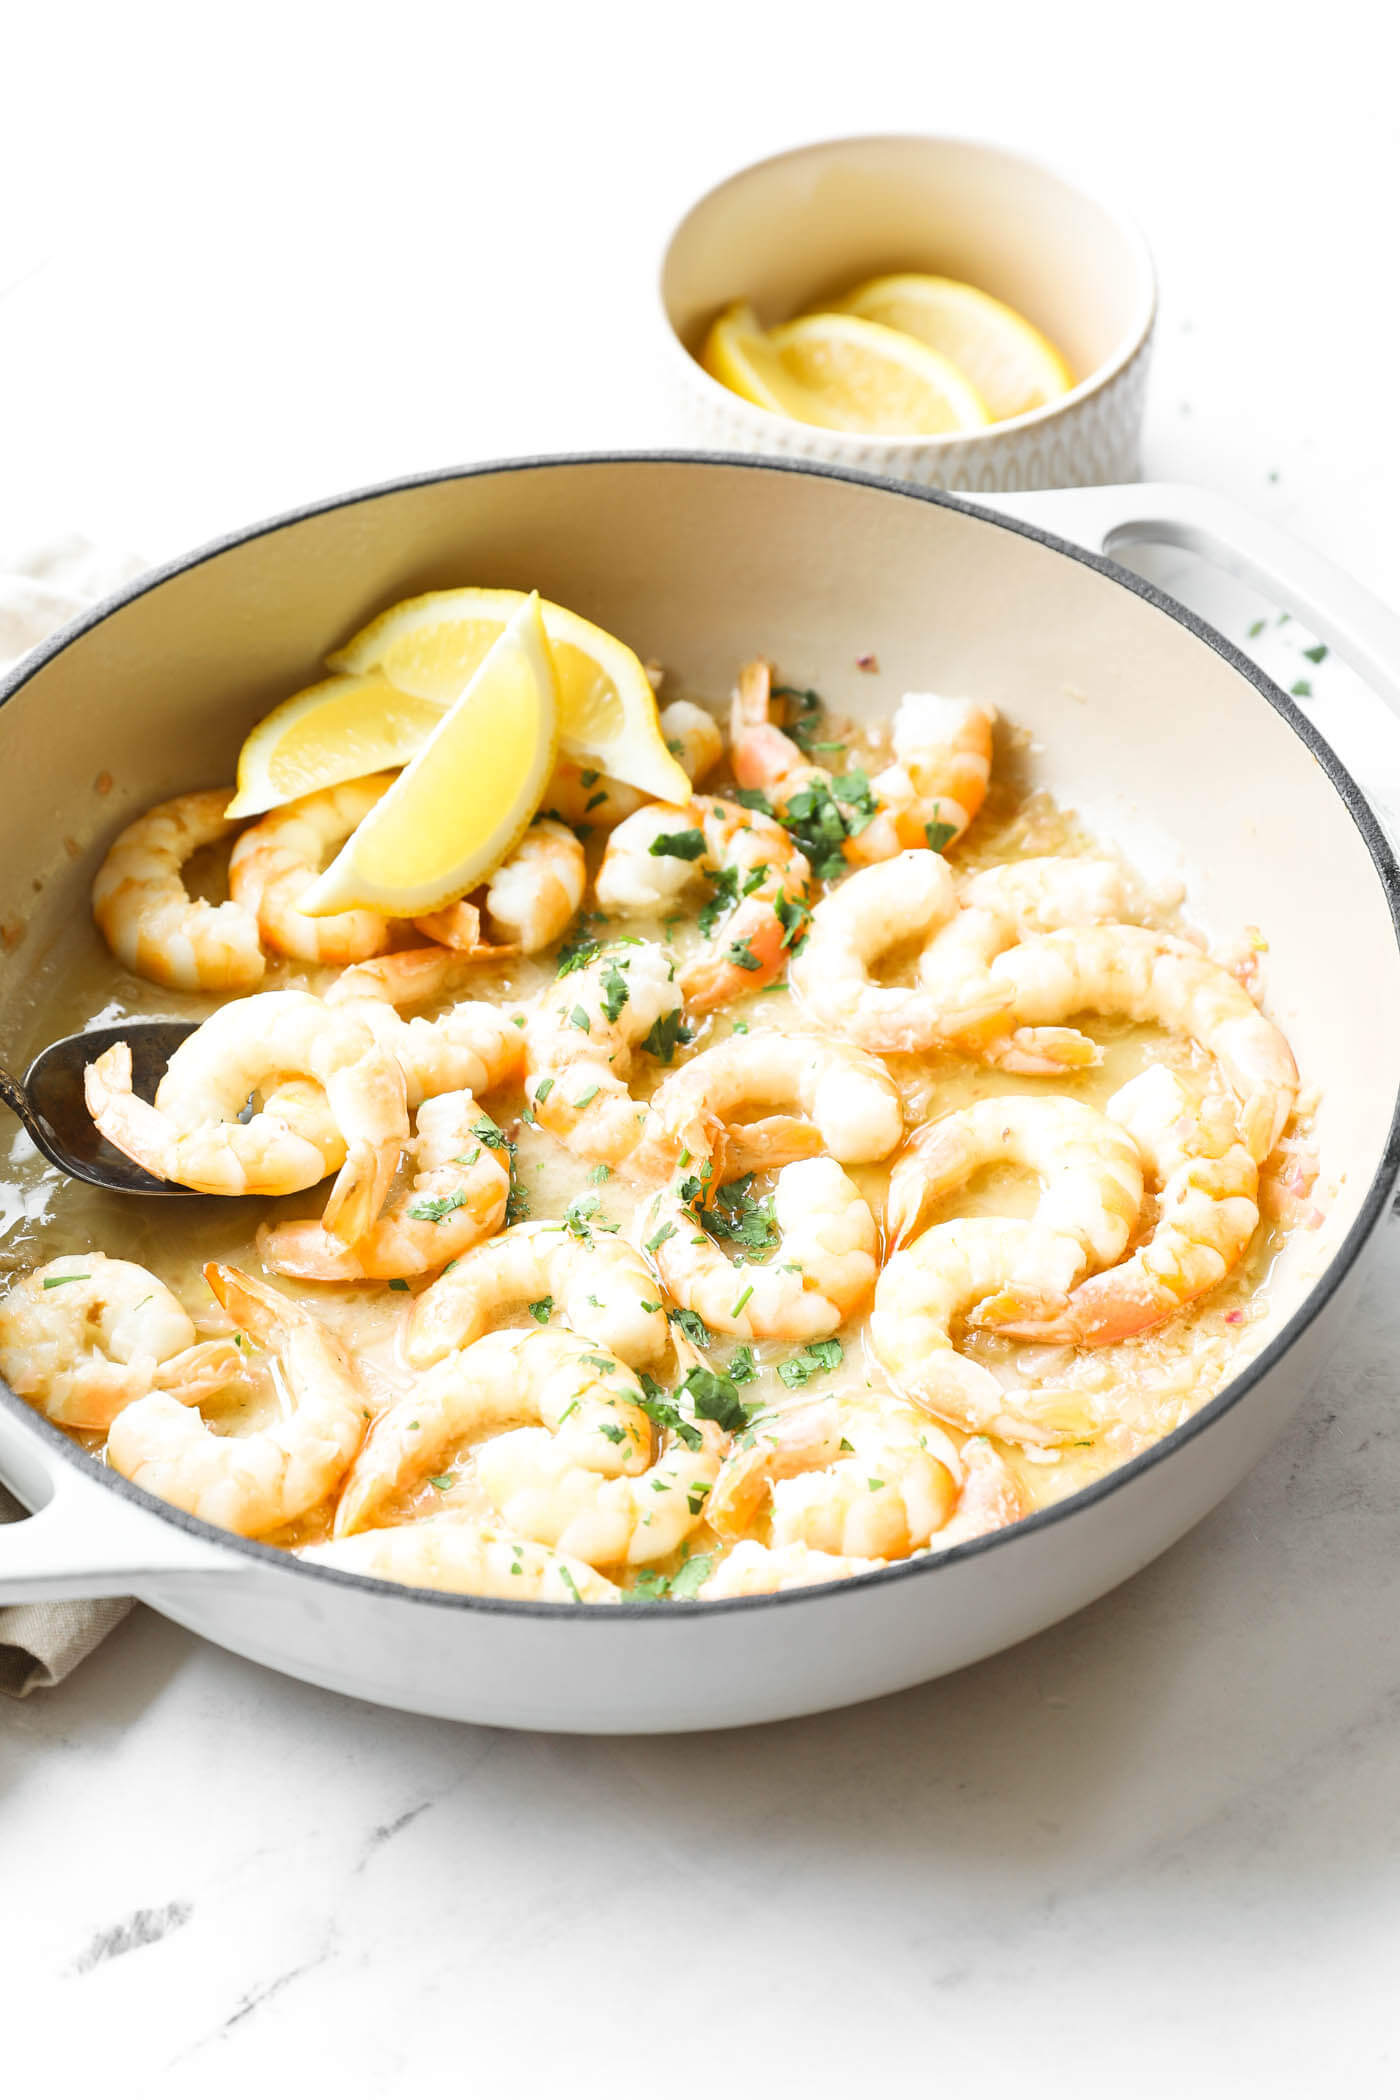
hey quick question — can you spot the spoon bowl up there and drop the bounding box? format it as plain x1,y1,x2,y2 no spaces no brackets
0,1019,199,1194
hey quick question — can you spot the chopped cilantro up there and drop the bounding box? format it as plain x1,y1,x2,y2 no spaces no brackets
640,1298,661,1314
41,1273,89,1288
558,1566,583,1603
568,1004,591,1032
644,1220,677,1254
867,1477,885,1493
528,1296,554,1324
1303,642,1329,663
600,960,630,1023
731,1284,753,1317
776,1338,844,1389
728,1343,757,1385
726,936,762,973
924,814,957,854
647,827,707,861
635,1372,703,1451
564,1193,600,1239
641,1008,693,1065
534,1077,555,1102
588,1163,611,1184
630,1568,672,1601
428,1473,455,1491
573,1084,600,1109
584,791,608,813
1291,679,1312,697
579,768,600,788
387,1278,410,1292
733,786,775,817
677,1365,752,1434
697,862,739,936
598,1422,628,1445
668,1306,711,1349
1247,618,1266,638
407,1189,467,1224
774,888,811,951
698,1173,778,1255
669,1552,715,1600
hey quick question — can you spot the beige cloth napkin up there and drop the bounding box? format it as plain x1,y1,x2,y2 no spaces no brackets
0,536,148,1695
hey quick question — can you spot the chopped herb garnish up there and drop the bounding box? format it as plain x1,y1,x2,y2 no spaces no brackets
588,1163,611,1184
584,791,608,813
535,1076,555,1102
568,1004,591,1032
640,1298,661,1314
647,827,707,862
668,1306,712,1349
728,1343,757,1385
730,1284,753,1317
598,1422,628,1445
726,936,762,973
669,1552,715,1600
924,814,957,854
867,1477,885,1493
733,786,775,817
471,1113,510,1153
774,888,811,952
641,1008,693,1065
579,768,600,788
686,1481,711,1515
428,1473,455,1491
1303,642,1329,663
600,960,630,1023
558,1566,583,1603
528,1296,554,1324
564,1193,600,1239
1247,618,1266,638
635,1372,703,1451
732,1019,749,1034
41,1274,89,1289
407,1188,467,1224
776,1338,844,1389
698,1173,778,1255
573,1084,600,1109
697,862,739,936
388,1278,410,1292
1291,678,1313,697
644,1220,677,1254
677,1365,752,1434
772,683,834,758
630,1568,672,1601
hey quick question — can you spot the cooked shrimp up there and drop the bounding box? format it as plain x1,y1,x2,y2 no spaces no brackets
788,849,1011,1052
708,1392,961,1558
931,1435,1031,1549
871,1217,1093,1445
405,1216,669,1370
730,661,994,857
477,1397,726,1568
84,990,407,1241
991,1066,1260,1346
698,1540,886,1597
914,859,1148,1076
983,926,1299,1162
545,702,724,828
887,1096,1144,1325
258,1089,510,1282
105,1265,368,1536
595,794,812,1010
413,819,585,954
0,1254,244,1431
645,1153,878,1341
91,789,265,992
227,774,398,963
524,939,684,1163
327,962,525,1108
646,1031,903,1176
335,1327,653,1535
301,1515,619,1601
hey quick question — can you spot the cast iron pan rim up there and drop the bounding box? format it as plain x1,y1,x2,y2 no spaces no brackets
3,450,1398,1626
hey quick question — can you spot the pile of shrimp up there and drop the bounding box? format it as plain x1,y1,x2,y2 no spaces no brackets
0,659,1313,1604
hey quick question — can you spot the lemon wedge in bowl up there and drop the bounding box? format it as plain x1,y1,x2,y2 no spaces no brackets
701,301,990,435
328,586,691,806
300,595,559,919
827,274,1073,422
226,673,443,820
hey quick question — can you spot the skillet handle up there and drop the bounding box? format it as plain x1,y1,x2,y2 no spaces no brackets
984,482,1400,714
0,1406,243,1601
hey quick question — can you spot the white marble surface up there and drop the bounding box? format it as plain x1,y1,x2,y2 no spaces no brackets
4,4,1400,2090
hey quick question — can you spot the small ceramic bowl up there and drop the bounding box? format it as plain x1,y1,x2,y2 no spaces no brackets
659,133,1157,493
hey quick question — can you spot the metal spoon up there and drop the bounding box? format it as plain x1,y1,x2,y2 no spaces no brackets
0,1020,199,1194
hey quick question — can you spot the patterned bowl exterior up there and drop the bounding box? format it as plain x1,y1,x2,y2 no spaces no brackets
665,324,1153,493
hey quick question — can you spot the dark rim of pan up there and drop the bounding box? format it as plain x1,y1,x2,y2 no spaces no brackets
3,450,1399,1621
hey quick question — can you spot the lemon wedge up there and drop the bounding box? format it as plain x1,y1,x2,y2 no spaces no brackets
226,673,443,820
701,301,989,435
827,274,1073,422
300,594,559,918
328,587,690,805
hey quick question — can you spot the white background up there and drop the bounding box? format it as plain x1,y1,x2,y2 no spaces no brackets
3,3,1399,2093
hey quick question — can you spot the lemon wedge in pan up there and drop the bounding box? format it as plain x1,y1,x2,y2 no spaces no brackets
226,673,442,820
328,585,691,806
300,595,558,918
